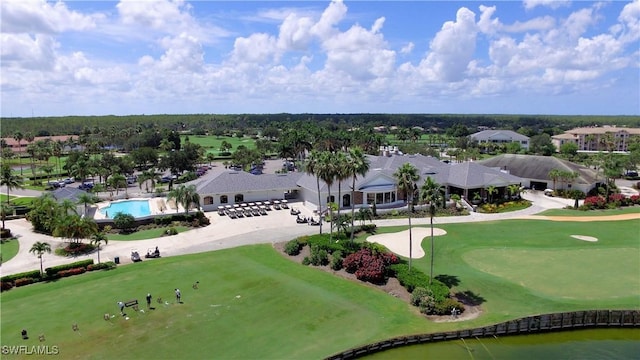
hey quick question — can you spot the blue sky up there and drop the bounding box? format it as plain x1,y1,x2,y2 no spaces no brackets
1,0,638,117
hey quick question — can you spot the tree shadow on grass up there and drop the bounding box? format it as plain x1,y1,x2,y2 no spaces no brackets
435,274,460,288
454,290,486,306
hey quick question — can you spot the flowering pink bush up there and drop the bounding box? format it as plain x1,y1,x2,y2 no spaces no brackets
630,195,640,205
343,248,392,284
583,196,606,209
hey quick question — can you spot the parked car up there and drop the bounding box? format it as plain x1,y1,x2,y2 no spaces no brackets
79,182,94,190
63,178,75,184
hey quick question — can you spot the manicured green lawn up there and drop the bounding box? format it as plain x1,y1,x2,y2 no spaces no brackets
107,226,189,241
0,238,19,263
182,135,256,154
0,246,433,359
537,206,640,216
1,218,638,359
361,218,640,326
0,194,36,206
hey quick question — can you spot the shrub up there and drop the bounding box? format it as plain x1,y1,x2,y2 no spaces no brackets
1,281,14,291
284,239,303,256
1,270,42,283
631,195,640,205
15,277,34,287
58,267,86,278
0,228,12,239
302,257,311,266
330,251,343,270
432,298,465,316
56,242,95,256
609,193,626,206
342,248,387,284
309,245,329,266
166,227,178,236
45,259,93,277
411,287,432,307
113,212,136,233
87,262,117,271
389,263,430,292
583,196,606,209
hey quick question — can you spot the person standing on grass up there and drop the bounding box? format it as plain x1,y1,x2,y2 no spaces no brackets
146,293,152,308
118,301,125,315
175,288,181,303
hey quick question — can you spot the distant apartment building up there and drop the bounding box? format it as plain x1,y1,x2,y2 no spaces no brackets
469,130,530,150
551,126,640,152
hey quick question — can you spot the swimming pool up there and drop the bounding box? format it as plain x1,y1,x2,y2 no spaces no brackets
100,200,151,218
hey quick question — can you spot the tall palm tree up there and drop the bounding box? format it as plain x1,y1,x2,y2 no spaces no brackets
1,163,25,202
109,174,127,197
318,152,337,241
348,147,370,242
393,163,420,271
13,131,24,176
304,150,324,234
420,176,443,285
60,199,78,215
333,152,350,232
91,231,108,264
29,241,51,276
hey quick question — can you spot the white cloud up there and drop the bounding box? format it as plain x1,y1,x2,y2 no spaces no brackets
523,0,571,10
0,33,57,70
400,42,414,54
617,0,640,43
419,7,478,82
277,12,315,51
117,0,191,30
230,33,278,64
1,0,100,34
310,0,347,39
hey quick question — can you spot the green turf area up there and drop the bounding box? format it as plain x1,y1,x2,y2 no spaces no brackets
0,195,36,206
462,248,639,300
1,218,638,358
107,226,189,241
1,238,19,263
181,135,256,154
0,246,433,359
537,207,640,216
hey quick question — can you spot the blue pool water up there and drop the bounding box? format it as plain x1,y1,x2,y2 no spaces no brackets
100,200,151,218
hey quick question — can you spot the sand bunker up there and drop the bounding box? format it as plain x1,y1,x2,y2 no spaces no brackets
571,235,598,242
367,228,447,258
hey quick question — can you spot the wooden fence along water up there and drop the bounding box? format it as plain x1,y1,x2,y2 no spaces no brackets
326,309,640,360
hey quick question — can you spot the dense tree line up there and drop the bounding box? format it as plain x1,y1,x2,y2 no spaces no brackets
2,113,639,139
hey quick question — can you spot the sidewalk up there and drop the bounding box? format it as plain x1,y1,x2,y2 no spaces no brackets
0,191,579,277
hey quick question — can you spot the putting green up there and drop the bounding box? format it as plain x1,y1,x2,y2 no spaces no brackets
462,248,640,300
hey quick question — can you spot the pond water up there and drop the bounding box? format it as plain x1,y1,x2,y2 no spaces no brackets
99,199,151,218
365,329,640,360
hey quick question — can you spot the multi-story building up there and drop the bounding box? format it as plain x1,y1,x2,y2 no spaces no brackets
551,126,640,152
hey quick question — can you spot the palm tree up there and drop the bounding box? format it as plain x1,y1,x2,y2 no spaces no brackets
76,192,98,216
507,184,521,200
109,174,127,197
138,170,160,193
317,152,337,241
420,176,443,285
91,231,108,264
181,185,200,214
393,163,420,271
29,241,51,276
347,147,370,241
13,131,24,176
60,199,78,215
548,169,561,191
0,203,13,230
333,152,350,233
167,186,186,213
1,163,25,202
53,215,98,244
356,207,373,226
304,150,324,234
485,185,498,203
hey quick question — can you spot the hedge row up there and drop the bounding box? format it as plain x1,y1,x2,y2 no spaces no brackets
388,263,449,301
1,260,116,292
45,259,94,277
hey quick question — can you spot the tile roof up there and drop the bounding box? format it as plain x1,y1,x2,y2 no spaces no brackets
196,169,302,194
478,154,598,185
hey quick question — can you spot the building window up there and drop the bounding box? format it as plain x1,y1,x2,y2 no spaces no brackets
343,194,351,207
234,194,244,203
220,195,228,204
204,196,213,205
327,195,335,204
